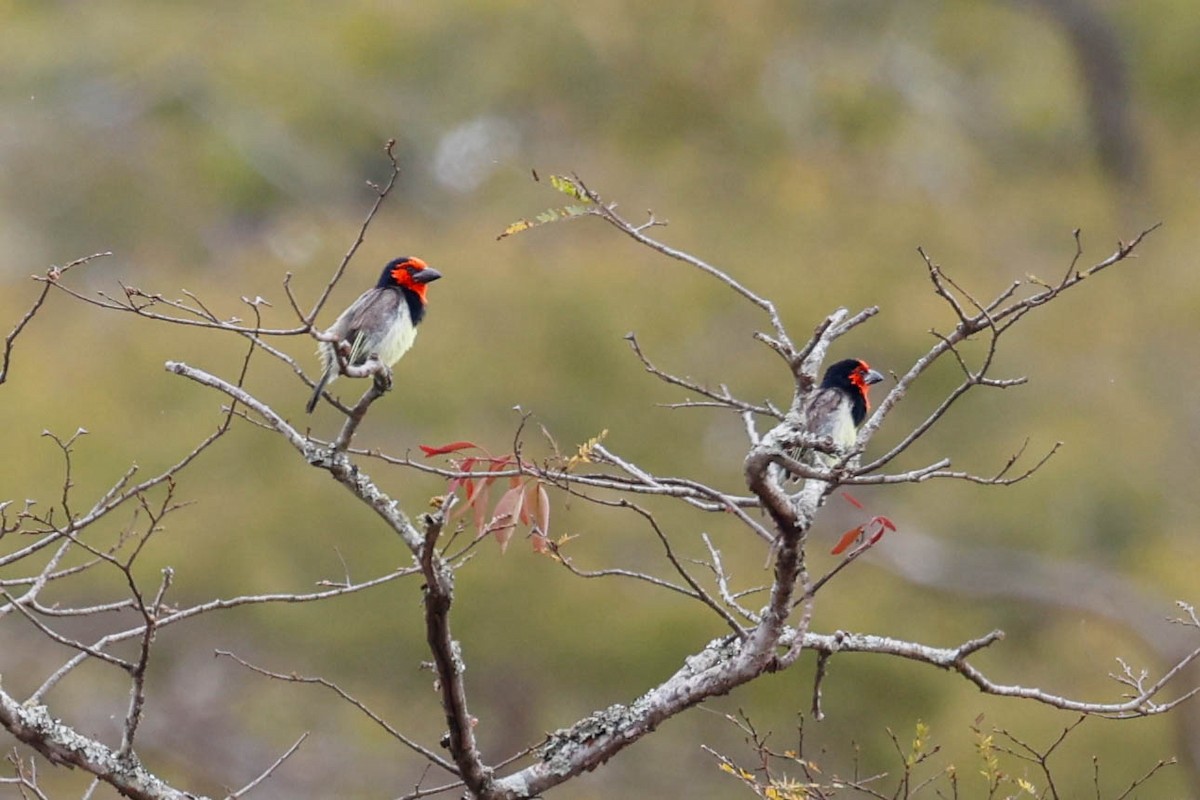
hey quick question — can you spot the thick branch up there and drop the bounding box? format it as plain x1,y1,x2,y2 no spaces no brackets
419,504,494,796
0,688,201,800
164,360,425,553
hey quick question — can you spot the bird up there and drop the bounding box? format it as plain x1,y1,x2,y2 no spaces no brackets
789,358,885,474
305,256,442,414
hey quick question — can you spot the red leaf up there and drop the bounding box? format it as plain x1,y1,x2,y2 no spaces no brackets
420,441,479,457
517,482,536,525
840,491,865,510
830,526,864,555
456,477,494,530
449,475,481,522
489,486,525,553
473,482,491,536
525,483,552,553
534,484,550,538
865,516,896,545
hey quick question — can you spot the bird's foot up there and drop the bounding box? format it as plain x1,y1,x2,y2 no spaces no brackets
373,364,394,393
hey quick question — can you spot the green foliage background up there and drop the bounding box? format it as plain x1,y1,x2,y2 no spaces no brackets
2,1,1198,797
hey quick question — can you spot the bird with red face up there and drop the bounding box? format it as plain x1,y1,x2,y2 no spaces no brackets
306,256,442,414
790,358,885,473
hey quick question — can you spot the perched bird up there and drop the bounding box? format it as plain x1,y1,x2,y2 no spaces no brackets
790,358,885,472
305,256,442,414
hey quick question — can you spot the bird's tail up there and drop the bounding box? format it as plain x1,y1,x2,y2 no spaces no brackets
306,371,331,414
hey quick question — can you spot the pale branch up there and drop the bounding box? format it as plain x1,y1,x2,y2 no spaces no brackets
0,688,202,800
0,425,227,572
23,156,399,456
586,445,772,538
550,556,697,602
1,252,112,386
164,360,425,553
700,532,762,624
571,177,794,353
497,598,1192,799
42,427,86,522
485,616,1160,797
3,523,156,609
1,555,399,799
330,360,394,451
215,651,456,774
862,368,980,473
396,777,470,800
374,451,678,495
837,444,1058,486
989,716,1085,799
424,460,760,512
226,732,309,800
922,247,974,324
788,312,838,379
13,596,133,616
304,138,402,326
43,279,310,336
856,224,1159,465
0,587,136,674
1113,756,1178,799
741,459,811,670
1174,601,1200,629
27,566,419,703
792,627,1200,718
561,497,747,637
5,174,1178,800
659,398,748,411
118,567,174,758
1,753,52,800
826,305,882,346
489,635,770,799
877,532,1200,741
33,147,402,342
368,438,773,536
811,650,831,721
624,333,780,418
0,539,75,618
793,307,857,389
419,500,494,796
739,408,761,445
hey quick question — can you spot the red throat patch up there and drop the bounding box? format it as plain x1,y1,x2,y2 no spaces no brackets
850,362,874,409
390,257,432,302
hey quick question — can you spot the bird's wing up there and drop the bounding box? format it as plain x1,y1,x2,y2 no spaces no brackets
340,289,401,365
805,387,857,450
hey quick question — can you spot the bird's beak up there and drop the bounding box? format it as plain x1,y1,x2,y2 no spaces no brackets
413,268,443,284
864,369,885,385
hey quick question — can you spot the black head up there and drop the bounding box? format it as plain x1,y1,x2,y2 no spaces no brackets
376,256,443,300
821,359,885,426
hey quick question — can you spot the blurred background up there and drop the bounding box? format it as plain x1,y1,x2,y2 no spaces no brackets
1,1,1198,797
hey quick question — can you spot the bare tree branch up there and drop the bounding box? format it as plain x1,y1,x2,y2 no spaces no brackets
0,689,202,800
1,252,112,386
226,732,310,800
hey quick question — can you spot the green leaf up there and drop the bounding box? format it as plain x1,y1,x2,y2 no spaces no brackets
497,204,593,240
549,174,589,201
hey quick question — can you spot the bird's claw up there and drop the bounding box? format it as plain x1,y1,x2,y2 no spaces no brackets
373,364,394,393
